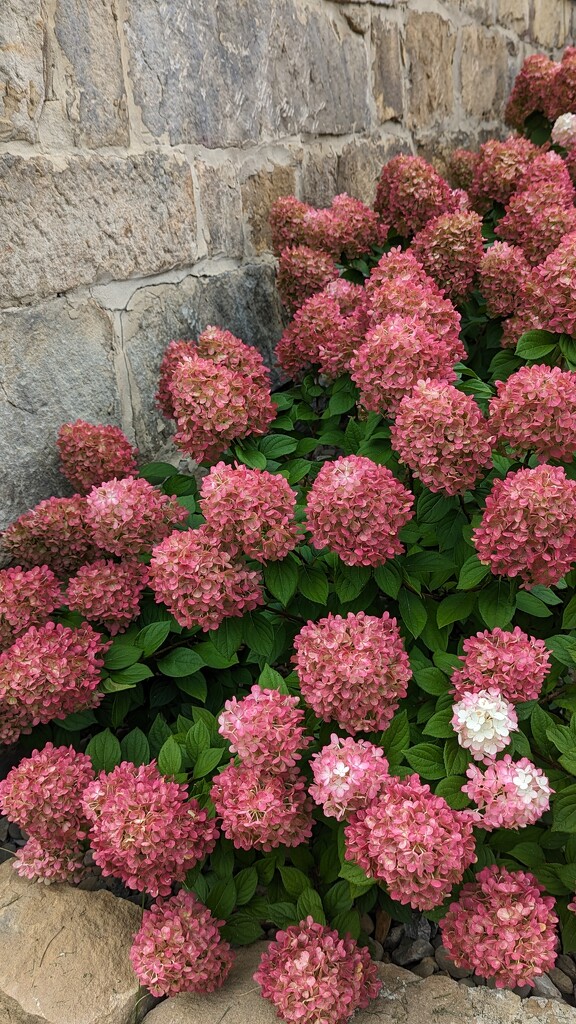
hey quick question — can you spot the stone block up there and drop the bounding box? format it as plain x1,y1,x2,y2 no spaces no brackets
196,159,244,259
405,12,456,129
0,152,196,306
0,0,45,142
0,296,120,531
241,164,298,254
123,0,370,146
530,2,572,49
54,0,129,147
496,0,529,33
337,136,411,206
460,26,508,120
301,144,339,207
371,14,404,123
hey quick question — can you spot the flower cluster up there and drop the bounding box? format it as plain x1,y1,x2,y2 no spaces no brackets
57,420,138,494
293,611,411,734
451,627,551,704
463,756,552,831
441,866,558,988
374,155,460,236
276,245,339,312
270,194,383,259
489,365,576,462
505,49,576,129
478,242,531,319
473,464,576,587
82,761,218,896
0,621,108,745
85,477,187,557
411,211,484,300
254,918,381,1024
66,559,149,634
0,564,62,650
448,148,479,191
364,271,464,366
210,764,313,851
345,774,476,911
309,736,389,821
391,380,493,495
275,283,367,380
469,137,538,209
156,338,197,419
305,456,414,567
451,688,518,763
496,182,576,266
529,232,576,339
218,685,311,772
149,525,263,631
552,112,576,148
1,495,100,577
130,892,233,997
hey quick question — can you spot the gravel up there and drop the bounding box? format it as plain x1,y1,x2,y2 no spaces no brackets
392,937,435,967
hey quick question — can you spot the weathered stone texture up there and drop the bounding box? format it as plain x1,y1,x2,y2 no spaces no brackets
496,0,529,33
54,0,129,147
371,14,404,123
0,297,119,530
196,159,244,259
242,164,298,254
405,12,456,128
123,0,370,147
0,859,141,1024
0,0,45,142
337,136,411,206
460,25,509,119
301,144,339,207
0,152,196,306
530,2,572,49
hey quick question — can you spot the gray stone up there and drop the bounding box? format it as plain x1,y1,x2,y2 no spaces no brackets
459,25,508,121
0,152,196,306
382,924,404,951
0,295,120,530
532,975,562,1001
361,912,375,936
392,938,434,966
412,958,438,979
405,916,432,942
54,0,129,147
435,944,473,980
0,818,8,842
548,969,574,998
301,144,339,207
367,938,385,961
196,159,244,259
123,0,370,147
405,12,456,129
556,955,576,983
371,14,404,123
0,0,45,142
337,135,411,206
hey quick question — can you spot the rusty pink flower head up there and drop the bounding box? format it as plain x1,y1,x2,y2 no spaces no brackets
463,756,552,832
496,185,576,266
530,231,576,338
270,195,311,254
452,688,518,764
518,150,575,204
305,456,414,567
149,524,263,631
82,761,218,897
411,211,484,301
364,276,464,366
0,564,62,651
85,476,187,557
309,735,389,821
505,53,560,128
489,364,576,463
374,155,458,236
200,462,299,562
391,380,493,496
276,245,339,313
478,242,531,319
0,621,108,746
448,148,480,191
441,865,557,988
130,891,233,998
66,559,149,635
156,339,198,419
344,774,476,911
57,420,138,494
1,495,101,577
552,112,576,148
451,627,551,704
218,685,311,772
551,48,576,123
470,138,539,210
473,464,576,588
303,194,385,259
294,611,411,735
13,835,87,884
365,247,432,295
275,284,366,381
254,917,381,1024
211,763,313,852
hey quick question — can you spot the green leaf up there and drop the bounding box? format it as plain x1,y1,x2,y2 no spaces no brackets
120,728,150,767
334,564,371,603
163,473,197,497
437,592,476,628
206,879,237,920
299,564,329,604
515,329,558,360
260,435,299,459
508,843,545,869
234,867,258,906
264,558,299,607
279,866,312,898
417,491,458,524
404,743,446,780
435,776,469,810
194,641,238,669
209,618,243,660
516,591,552,618
398,588,427,638
234,442,267,470
374,563,401,599
266,903,299,928
104,644,142,670
324,881,353,917
296,889,326,925
57,710,97,732
547,723,575,755
444,738,470,776
186,721,211,761
561,910,576,954
107,663,154,687
243,613,275,657
563,596,576,631
553,784,576,832
258,664,289,693
135,622,171,657
478,585,515,629
545,635,576,667
139,461,178,484
331,909,361,940
458,555,489,590
530,704,557,759
158,736,182,776
220,914,264,945
413,667,449,696
423,708,454,739
176,673,207,702
85,729,121,773
382,710,409,767
148,714,172,757
157,648,204,677
193,747,224,779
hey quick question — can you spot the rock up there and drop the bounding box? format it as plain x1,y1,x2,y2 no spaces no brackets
196,160,244,259
405,12,455,129
459,25,508,120
405,916,432,942
412,958,437,979
0,0,45,143
300,144,339,208
531,4,573,47
513,984,532,998
556,955,576,983
241,163,297,254
435,944,472,980
337,135,410,206
548,968,574,998
7,823,21,840
458,978,477,989
532,975,562,1001
392,938,434,967
0,152,196,306
0,858,142,1024
360,913,375,936
371,14,404,123
374,908,392,944
498,0,530,32
367,938,385,961
382,924,404,951
0,818,8,842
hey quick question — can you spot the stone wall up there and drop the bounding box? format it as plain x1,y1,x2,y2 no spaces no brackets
0,0,574,528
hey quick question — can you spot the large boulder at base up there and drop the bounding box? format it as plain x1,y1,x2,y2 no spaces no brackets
144,944,576,1024
0,858,142,1024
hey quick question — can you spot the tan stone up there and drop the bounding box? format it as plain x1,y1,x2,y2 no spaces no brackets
460,25,508,120
337,136,411,206
196,160,244,259
0,859,142,1024
530,2,572,49
371,14,404,123
0,151,196,306
496,0,529,33
241,164,297,254
405,12,456,129
0,0,45,143
301,144,339,207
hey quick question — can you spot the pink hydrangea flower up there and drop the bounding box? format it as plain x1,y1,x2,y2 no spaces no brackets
473,464,576,588
85,476,188,557
82,761,218,896
270,196,310,253
254,917,381,1024
478,242,531,319
470,138,539,210
463,756,552,831
551,48,576,123
505,53,560,128
411,211,484,301
448,148,479,191
156,338,198,419
199,462,299,562
276,246,339,312
552,112,576,148
374,155,459,236
293,611,411,734
529,232,576,338
518,151,575,204
344,774,476,911
309,735,389,820
441,865,558,988
210,764,313,851
149,525,263,631
451,688,518,763
364,247,432,295
1,495,101,577
275,284,367,380
218,685,311,772
0,565,62,650
13,835,87,884
57,420,138,494
66,559,149,635
0,621,109,745
496,185,576,266
489,364,576,463
451,627,550,704
365,283,464,369
305,456,414,567
391,380,493,495
130,891,233,997
303,194,385,259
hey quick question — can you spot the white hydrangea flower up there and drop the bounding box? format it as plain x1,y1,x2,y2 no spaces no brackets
451,687,517,763
552,113,576,149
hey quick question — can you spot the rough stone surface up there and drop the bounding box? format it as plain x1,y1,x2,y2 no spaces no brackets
497,0,529,33
196,159,244,259
124,0,370,147
530,3,572,49
533,975,563,1001
405,12,456,128
371,14,404,123
0,859,142,1024
337,135,411,206
548,970,574,999
392,938,434,966
54,0,129,147
0,0,45,142
301,144,339,207
0,295,119,530
242,164,298,254
0,152,196,306
460,25,508,120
